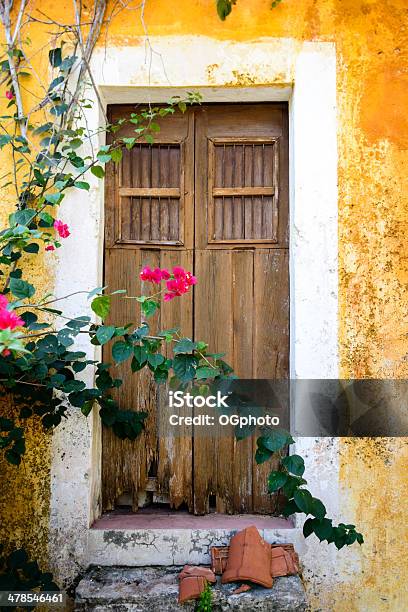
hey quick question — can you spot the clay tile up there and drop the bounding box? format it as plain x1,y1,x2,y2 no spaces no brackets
178,575,206,604
179,565,216,583
210,546,229,575
221,526,273,588
271,546,300,577
233,584,252,595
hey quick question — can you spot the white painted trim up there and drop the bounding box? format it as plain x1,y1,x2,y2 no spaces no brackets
48,37,339,584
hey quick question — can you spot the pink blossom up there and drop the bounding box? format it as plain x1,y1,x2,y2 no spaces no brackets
185,272,197,286
172,266,186,278
0,309,25,330
0,294,25,330
2,349,11,357
140,266,171,284
54,219,70,238
138,265,197,300
140,266,161,284
45,245,55,251
5,90,14,100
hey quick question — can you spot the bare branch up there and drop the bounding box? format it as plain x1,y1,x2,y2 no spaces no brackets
0,0,28,138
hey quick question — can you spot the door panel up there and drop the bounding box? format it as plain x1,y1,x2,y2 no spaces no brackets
103,104,289,514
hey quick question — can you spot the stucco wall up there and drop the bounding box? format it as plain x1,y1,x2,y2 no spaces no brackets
0,0,407,610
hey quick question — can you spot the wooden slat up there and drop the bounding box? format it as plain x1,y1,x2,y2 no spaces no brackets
231,250,254,512
213,187,274,197
193,250,235,514
252,249,289,513
102,249,158,512
156,249,193,511
119,187,181,197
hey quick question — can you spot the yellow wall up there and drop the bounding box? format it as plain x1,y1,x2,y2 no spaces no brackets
0,0,407,609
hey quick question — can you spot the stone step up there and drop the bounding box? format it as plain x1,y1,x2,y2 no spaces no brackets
75,566,307,611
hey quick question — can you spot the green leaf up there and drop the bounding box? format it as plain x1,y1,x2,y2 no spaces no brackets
195,366,220,379
293,488,314,515
33,122,53,135
49,47,62,67
48,75,64,91
91,295,111,319
282,499,301,517
133,345,147,365
23,243,39,254
9,277,35,299
60,55,77,71
141,299,159,318
69,138,83,149
281,454,305,477
5,449,21,465
356,532,364,545
123,137,136,149
81,399,95,417
11,209,36,226
96,325,116,345
174,338,197,354
44,192,63,205
313,518,334,541
74,181,90,190
147,353,165,368
255,446,272,464
8,548,28,568
36,334,58,353
217,0,232,20
267,470,288,493
87,285,107,299
112,341,133,363
110,148,123,163
91,165,105,178
311,497,326,520
173,354,197,383
258,429,294,453
283,475,307,498
303,517,316,538
39,212,54,227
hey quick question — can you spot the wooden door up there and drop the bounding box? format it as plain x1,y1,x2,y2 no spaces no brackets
102,104,289,514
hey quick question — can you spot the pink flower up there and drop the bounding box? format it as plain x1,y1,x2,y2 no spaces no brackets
2,349,11,357
5,90,14,100
172,266,186,278
140,266,171,284
140,266,161,284
138,265,197,300
0,309,25,330
45,245,55,251
0,295,8,309
54,219,70,238
185,272,197,286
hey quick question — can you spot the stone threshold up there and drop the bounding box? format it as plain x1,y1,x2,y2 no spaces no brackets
87,510,299,567
75,566,308,611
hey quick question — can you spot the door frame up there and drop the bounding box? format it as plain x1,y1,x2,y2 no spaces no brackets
49,39,339,580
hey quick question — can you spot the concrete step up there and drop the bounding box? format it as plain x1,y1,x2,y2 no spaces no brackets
88,512,300,567
75,566,307,611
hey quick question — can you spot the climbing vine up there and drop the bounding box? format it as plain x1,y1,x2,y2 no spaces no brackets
0,1,362,585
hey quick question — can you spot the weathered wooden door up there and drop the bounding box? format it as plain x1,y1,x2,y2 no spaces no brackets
103,104,289,515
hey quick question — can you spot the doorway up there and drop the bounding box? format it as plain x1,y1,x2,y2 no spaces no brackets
102,103,289,515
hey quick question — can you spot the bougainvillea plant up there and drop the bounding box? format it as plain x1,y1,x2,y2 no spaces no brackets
0,0,362,561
